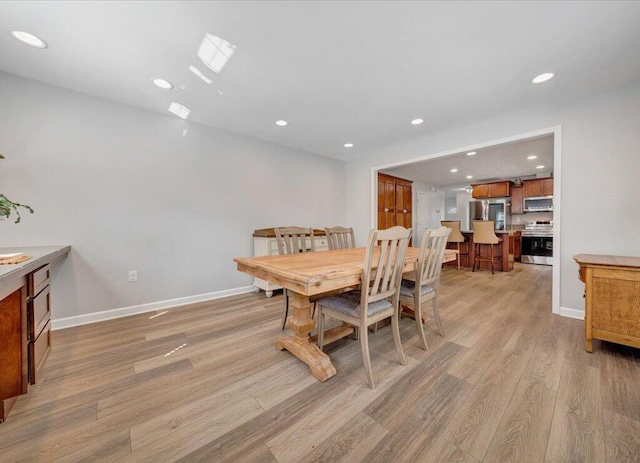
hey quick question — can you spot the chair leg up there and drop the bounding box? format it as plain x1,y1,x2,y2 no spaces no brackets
281,289,289,330
414,296,428,350
317,307,325,351
457,242,461,271
432,292,445,337
360,324,375,389
391,311,408,365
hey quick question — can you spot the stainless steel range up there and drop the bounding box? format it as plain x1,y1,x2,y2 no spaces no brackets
521,220,553,265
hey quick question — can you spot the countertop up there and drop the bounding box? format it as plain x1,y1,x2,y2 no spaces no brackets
0,246,71,287
461,230,518,235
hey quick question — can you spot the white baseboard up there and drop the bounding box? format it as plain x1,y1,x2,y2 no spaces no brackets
559,306,584,320
52,285,256,330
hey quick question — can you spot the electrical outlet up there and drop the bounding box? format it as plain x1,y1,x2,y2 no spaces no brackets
128,270,137,282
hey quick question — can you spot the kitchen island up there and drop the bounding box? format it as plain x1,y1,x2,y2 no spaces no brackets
0,245,70,422
445,231,515,272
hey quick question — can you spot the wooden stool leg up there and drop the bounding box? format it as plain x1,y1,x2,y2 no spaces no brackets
489,244,494,275
457,242,461,270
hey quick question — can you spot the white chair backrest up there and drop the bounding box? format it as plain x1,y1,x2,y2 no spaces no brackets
362,226,412,310
418,226,452,287
325,226,356,250
274,226,315,255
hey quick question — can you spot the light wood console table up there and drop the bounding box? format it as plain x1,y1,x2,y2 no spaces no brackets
574,254,640,352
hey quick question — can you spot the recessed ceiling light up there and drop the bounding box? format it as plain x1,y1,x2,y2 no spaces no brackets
466,152,476,156
531,73,555,84
411,118,424,125
168,102,190,120
152,78,173,90
466,175,473,179
11,31,48,49
527,155,538,160
275,120,288,127
536,165,546,169
344,143,354,148
450,168,458,173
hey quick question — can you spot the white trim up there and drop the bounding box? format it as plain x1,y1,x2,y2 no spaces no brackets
51,285,255,330
371,125,563,315
559,306,584,320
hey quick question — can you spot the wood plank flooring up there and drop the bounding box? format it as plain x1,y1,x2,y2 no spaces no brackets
1,263,640,462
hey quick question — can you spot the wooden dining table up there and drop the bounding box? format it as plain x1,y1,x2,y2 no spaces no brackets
234,246,457,382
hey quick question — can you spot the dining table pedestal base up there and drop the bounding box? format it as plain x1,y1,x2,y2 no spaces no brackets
275,292,337,382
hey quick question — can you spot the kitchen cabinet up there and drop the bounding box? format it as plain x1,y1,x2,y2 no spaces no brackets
511,185,524,215
377,173,413,230
252,229,328,297
0,246,70,422
524,177,553,197
574,254,640,352
471,181,511,198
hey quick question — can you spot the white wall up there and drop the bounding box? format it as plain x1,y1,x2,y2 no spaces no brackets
347,82,640,315
0,72,347,321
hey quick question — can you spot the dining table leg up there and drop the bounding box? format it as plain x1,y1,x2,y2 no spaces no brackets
275,291,337,382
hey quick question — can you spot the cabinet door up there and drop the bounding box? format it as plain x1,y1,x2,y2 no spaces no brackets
377,176,396,230
472,184,489,198
395,181,412,228
542,178,554,196
524,179,542,197
489,181,510,197
0,286,27,401
511,185,524,214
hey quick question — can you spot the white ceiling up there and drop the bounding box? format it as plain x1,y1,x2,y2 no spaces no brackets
1,2,640,161
383,134,554,190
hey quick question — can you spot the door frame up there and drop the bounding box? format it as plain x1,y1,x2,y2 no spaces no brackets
370,125,562,316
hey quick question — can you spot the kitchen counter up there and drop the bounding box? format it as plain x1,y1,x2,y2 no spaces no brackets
0,246,71,288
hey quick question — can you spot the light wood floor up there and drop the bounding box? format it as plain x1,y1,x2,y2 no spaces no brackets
1,263,639,462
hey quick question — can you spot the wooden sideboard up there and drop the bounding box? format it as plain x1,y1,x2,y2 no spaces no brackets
0,246,70,422
574,254,640,352
252,229,328,297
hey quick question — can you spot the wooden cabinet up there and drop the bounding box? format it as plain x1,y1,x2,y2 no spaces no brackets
27,265,51,385
252,228,328,297
0,280,28,422
471,181,511,198
377,173,413,230
511,185,524,215
514,231,521,262
574,254,640,352
524,177,553,197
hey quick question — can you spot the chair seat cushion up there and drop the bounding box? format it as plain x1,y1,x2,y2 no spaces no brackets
400,279,435,297
318,290,392,318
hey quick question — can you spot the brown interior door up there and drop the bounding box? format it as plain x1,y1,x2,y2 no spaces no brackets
377,174,396,230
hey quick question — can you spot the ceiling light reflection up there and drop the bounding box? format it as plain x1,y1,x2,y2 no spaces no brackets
164,343,187,358
168,102,191,120
189,65,212,84
197,33,236,74
149,311,168,319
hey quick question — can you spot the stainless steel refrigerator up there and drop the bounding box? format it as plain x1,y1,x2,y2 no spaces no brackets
468,199,510,231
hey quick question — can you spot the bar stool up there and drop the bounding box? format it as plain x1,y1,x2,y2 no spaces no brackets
441,220,468,270
472,220,502,274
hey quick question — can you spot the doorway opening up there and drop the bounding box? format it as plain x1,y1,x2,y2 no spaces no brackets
370,126,562,315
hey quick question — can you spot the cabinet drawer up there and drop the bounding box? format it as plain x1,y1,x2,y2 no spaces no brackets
29,320,51,385
28,285,50,340
28,264,50,299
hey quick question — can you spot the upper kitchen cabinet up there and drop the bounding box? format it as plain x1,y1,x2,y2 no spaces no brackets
377,172,413,230
471,180,511,199
524,177,554,197
511,184,524,214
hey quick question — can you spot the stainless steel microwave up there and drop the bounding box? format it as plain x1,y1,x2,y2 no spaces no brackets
524,196,553,212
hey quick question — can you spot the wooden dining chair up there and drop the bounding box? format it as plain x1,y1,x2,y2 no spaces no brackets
325,226,356,250
274,226,316,330
317,226,412,389
399,226,451,350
